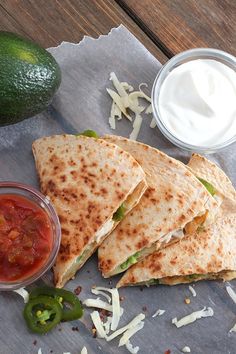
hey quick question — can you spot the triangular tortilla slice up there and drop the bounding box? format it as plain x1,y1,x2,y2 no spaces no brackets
117,154,236,288
188,153,236,203
98,136,217,278
117,215,236,287
32,134,147,288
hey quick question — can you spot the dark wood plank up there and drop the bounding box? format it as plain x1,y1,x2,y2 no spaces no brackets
0,0,167,63
117,0,236,57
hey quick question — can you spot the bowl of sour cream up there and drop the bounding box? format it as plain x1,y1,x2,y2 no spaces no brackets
152,48,236,153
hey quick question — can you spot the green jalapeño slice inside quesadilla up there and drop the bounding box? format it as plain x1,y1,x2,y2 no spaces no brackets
117,215,236,287
98,136,218,278
32,134,147,288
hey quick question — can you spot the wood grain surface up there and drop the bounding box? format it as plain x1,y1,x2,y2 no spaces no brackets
117,0,236,57
0,0,167,63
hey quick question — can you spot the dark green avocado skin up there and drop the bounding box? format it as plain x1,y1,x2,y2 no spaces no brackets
0,32,61,126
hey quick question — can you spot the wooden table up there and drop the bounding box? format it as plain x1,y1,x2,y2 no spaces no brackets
1,0,235,63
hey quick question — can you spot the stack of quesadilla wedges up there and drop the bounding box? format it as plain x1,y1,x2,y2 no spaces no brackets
117,153,236,287
32,134,147,288
98,136,218,278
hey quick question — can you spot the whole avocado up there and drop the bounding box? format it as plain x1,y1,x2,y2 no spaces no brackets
0,32,61,126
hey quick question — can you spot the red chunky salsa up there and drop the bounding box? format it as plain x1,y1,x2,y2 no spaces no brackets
0,194,53,282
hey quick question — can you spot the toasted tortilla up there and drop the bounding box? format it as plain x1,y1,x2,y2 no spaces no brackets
117,154,236,288
188,153,236,202
98,135,217,278
117,215,236,287
32,134,147,287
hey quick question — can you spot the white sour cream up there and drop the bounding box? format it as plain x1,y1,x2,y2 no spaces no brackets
158,59,236,147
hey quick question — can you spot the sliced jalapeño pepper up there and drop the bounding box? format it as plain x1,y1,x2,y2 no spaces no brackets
23,295,62,334
29,287,83,321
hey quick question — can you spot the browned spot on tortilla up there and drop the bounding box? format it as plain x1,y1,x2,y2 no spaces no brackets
165,193,173,201
100,188,108,195
60,175,66,182
179,214,186,222
61,228,70,236
136,238,148,249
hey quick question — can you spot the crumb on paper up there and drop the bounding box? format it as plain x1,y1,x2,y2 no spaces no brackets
185,298,191,304
74,285,82,295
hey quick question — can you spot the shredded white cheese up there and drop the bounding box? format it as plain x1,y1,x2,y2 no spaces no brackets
83,298,113,312
129,114,143,141
110,288,121,331
38,349,42,354
107,73,154,140
229,322,236,333
226,286,236,304
172,307,214,328
145,104,152,114
104,316,112,334
106,313,145,342
150,117,156,128
106,88,132,121
152,309,165,318
121,82,134,92
91,288,111,303
90,311,107,338
13,287,29,303
109,115,116,130
182,346,191,353
126,340,140,354
110,72,129,106
119,321,144,347
80,347,88,354
189,286,197,297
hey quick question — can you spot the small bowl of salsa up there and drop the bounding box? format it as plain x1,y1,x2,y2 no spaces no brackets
0,182,61,290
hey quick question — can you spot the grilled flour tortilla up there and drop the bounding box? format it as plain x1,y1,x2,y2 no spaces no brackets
188,153,236,202
117,215,236,287
98,136,217,278
32,134,147,288
117,154,236,287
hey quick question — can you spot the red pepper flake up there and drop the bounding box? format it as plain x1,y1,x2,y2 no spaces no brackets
164,350,171,354
98,308,111,322
33,340,37,346
74,285,82,295
142,306,148,312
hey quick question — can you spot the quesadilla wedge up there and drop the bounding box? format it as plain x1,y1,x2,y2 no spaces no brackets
98,136,218,278
117,214,236,287
32,134,147,287
187,153,236,217
117,153,236,288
